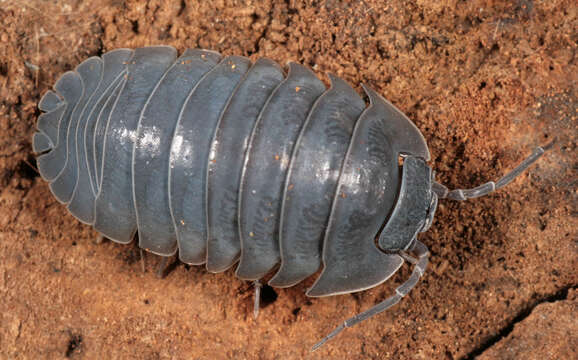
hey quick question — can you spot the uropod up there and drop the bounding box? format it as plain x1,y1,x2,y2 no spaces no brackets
32,46,552,349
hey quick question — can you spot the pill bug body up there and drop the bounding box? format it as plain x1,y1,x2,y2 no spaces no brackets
33,45,550,347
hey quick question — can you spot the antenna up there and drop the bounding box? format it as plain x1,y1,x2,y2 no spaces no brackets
433,139,555,201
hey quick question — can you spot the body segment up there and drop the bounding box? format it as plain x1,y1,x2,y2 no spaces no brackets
169,55,251,262
236,63,326,280
206,58,285,272
94,46,177,244
134,49,222,258
270,75,365,288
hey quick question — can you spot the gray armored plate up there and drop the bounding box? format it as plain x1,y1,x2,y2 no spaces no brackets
133,49,221,258
34,90,64,152
269,75,365,288
169,56,251,262
205,58,285,272
68,49,134,224
49,57,103,205
93,74,127,191
35,104,64,153
94,46,178,244
36,71,83,183
236,63,326,280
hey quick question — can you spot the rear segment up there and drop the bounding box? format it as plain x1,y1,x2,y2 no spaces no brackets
68,49,133,224
34,49,134,225
48,57,102,205
36,71,83,183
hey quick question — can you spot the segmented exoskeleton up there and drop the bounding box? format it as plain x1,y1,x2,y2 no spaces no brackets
33,46,551,349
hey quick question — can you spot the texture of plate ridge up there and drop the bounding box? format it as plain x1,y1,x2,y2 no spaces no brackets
307,86,404,297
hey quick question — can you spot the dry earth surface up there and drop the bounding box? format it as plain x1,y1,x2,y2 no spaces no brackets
0,0,576,359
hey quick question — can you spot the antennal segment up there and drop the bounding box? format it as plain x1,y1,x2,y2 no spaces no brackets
433,140,555,201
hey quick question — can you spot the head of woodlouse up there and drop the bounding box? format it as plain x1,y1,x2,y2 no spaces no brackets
376,155,437,253
375,138,553,255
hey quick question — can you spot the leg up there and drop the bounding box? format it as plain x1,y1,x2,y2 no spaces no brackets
312,241,430,351
131,232,145,273
156,256,171,279
253,280,262,319
433,140,554,201
140,248,146,273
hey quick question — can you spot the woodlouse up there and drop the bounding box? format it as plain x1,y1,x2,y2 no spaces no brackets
32,46,551,349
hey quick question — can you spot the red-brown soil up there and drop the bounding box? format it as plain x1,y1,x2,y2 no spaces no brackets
1,1,576,359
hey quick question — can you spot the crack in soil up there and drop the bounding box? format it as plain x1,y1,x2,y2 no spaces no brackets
461,284,577,360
